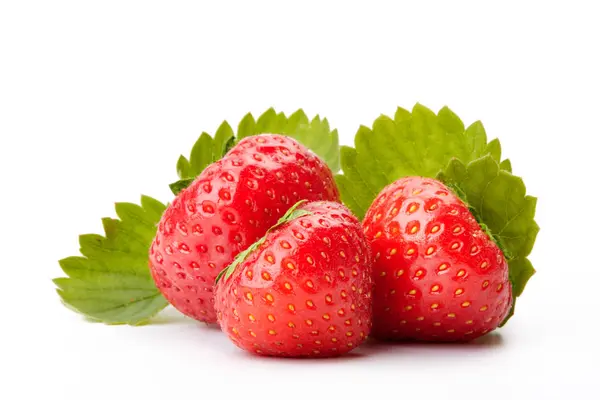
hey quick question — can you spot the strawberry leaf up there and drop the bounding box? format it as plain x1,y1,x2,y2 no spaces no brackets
335,104,501,219
54,196,169,325
169,177,195,196
174,108,340,191
57,108,339,325
437,155,539,325
335,103,538,322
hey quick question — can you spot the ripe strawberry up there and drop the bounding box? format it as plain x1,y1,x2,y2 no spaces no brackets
362,177,512,341
215,201,372,357
149,134,340,323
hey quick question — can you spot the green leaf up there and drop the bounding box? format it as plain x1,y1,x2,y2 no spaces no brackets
176,155,191,179
336,104,497,219
216,200,312,283
437,155,539,324
213,121,235,158
189,132,214,177
58,108,340,325
237,113,257,140
486,138,502,163
169,178,195,196
335,103,538,323
176,108,340,182
500,159,512,172
54,196,169,325
438,106,465,134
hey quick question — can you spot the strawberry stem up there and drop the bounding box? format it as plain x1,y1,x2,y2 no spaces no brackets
215,200,313,284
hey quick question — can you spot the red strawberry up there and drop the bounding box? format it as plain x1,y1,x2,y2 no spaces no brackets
362,177,512,341
215,201,372,357
149,134,340,323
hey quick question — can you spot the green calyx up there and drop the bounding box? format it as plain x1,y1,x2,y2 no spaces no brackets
216,200,312,284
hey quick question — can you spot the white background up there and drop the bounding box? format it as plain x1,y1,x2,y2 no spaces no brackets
1,1,598,399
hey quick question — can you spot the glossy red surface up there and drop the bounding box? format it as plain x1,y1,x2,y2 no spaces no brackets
363,177,512,341
149,135,339,322
216,201,372,357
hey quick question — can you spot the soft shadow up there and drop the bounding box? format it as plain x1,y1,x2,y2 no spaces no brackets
471,332,505,347
358,332,505,356
150,316,223,330
147,312,189,325
234,348,368,364
146,307,220,329
223,333,505,363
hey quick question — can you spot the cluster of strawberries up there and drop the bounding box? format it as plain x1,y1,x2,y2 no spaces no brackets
149,134,513,357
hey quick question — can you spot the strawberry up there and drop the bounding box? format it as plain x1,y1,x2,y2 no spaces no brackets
215,201,372,357
362,176,512,341
149,134,340,323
